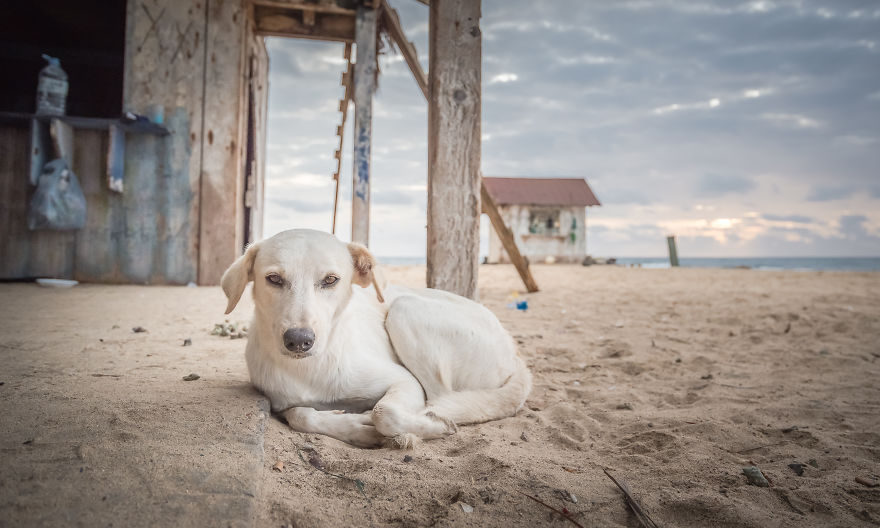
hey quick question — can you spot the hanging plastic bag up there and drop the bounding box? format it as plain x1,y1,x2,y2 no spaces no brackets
27,158,86,230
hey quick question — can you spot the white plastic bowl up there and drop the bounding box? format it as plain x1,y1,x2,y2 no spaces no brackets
35,278,79,288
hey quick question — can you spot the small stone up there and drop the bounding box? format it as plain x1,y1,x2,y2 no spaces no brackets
855,476,879,488
701,373,714,380
459,502,473,513
788,463,805,476
132,326,147,333
614,321,625,328
675,358,682,363
182,373,200,381
182,338,192,346
616,402,634,410
742,466,770,487
808,459,819,468
520,432,528,442
272,460,284,472
403,455,413,463
568,491,578,503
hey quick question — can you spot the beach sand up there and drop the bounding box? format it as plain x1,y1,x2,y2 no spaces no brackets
1,265,878,527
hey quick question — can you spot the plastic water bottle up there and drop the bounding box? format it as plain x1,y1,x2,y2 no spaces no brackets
36,54,68,116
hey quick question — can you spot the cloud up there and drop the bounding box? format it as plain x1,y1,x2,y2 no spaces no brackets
760,113,823,129
806,185,857,202
762,214,815,224
269,197,333,213
696,174,756,197
489,73,519,84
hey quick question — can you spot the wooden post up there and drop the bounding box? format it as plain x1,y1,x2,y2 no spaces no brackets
351,5,376,246
481,184,539,292
667,235,680,267
427,0,481,299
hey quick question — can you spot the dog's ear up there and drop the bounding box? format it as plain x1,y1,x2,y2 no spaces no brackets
348,243,384,303
221,242,260,314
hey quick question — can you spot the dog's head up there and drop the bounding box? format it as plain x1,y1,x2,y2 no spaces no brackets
220,229,383,359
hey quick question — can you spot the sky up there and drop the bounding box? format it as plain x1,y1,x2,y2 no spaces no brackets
263,0,880,258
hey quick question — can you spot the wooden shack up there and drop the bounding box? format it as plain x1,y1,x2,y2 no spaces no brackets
484,177,601,264
1,0,507,298
1,0,270,285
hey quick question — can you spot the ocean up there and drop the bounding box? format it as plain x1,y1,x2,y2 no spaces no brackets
378,256,880,272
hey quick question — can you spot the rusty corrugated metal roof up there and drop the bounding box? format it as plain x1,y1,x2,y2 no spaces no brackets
483,177,601,207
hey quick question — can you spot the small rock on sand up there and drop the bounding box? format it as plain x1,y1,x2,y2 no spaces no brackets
855,476,879,488
182,373,200,381
616,402,634,410
788,463,805,476
403,455,413,463
520,432,528,442
743,466,770,487
459,502,473,513
272,461,284,472
132,326,147,333
182,338,192,346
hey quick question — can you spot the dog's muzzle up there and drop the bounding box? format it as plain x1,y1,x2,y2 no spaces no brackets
283,327,315,354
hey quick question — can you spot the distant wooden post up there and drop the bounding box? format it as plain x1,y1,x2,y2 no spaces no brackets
351,5,377,246
427,0,482,299
667,235,680,267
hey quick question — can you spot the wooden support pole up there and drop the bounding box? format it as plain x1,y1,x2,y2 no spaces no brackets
351,5,376,246
481,184,539,292
427,0,481,299
667,235,680,267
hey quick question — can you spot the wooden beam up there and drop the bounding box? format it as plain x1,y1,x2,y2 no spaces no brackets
251,0,357,17
427,0,481,299
351,5,377,246
379,0,427,99
254,7,355,42
481,184,539,292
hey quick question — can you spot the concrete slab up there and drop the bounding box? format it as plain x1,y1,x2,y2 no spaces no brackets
0,284,268,528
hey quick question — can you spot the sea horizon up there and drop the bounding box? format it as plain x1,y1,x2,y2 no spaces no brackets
378,256,880,272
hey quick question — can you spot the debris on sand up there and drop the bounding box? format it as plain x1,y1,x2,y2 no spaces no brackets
788,463,805,476
520,432,529,442
403,455,413,463
616,402,634,410
182,338,192,346
132,326,147,333
459,502,474,513
182,373,200,381
211,321,248,339
742,466,770,487
272,460,284,472
855,476,879,488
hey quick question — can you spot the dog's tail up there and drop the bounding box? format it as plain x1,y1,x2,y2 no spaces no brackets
424,356,532,426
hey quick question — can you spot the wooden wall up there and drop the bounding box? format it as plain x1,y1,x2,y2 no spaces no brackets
0,0,269,284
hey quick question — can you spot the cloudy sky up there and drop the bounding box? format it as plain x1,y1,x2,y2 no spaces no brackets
263,0,880,258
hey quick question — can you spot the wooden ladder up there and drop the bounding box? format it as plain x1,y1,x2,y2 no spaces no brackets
331,43,355,235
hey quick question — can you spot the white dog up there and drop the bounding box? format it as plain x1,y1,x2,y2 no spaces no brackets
221,229,531,448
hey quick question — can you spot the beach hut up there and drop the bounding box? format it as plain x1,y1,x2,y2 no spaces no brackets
484,177,601,264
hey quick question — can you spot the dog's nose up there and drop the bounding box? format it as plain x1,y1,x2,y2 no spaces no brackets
283,327,315,352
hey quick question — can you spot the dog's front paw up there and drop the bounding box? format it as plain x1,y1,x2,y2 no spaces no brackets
348,423,385,448
424,411,458,436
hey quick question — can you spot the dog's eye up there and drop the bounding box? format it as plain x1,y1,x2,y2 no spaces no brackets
266,273,283,286
321,275,339,287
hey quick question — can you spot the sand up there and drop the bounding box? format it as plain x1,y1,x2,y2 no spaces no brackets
1,265,879,527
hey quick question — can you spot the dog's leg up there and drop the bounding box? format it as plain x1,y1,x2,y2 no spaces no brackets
371,378,457,449
282,407,384,448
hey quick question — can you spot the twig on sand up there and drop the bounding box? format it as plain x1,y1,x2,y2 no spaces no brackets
295,447,368,500
734,441,787,454
603,469,660,528
516,490,584,528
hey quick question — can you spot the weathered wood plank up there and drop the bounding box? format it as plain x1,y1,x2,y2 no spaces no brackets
481,184,539,292
426,0,481,299
254,7,355,42
351,5,377,246
123,0,204,284
380,0,427,99
50,118,75,167
0,124,34,278
198,0,248,284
